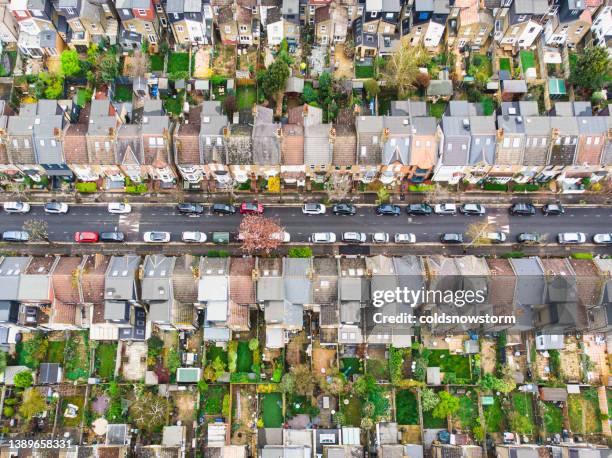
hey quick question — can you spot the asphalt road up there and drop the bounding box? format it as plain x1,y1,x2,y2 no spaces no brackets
1,204,611,248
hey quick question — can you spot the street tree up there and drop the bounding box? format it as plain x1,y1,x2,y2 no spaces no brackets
23,219,49,242
14,370,33,389
570,46,612,93
239,215,284,254
466,221,493,247
19,388,46,421
60,50,81,77
129,392,172,432
380,44,429,98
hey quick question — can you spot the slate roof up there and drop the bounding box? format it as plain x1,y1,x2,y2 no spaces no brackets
304,124,333,165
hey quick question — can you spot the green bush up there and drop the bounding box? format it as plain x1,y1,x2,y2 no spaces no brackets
2,406,13,417
571,252,594,260
289,247,312,258
513,183,540,192
76,182,97,193
125,183,148,194
501,251,525,259
207,250,230,258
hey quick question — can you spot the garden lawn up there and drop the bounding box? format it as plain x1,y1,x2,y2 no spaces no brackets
520,50,536,70
95,343,117,380
236,85,256,110
261,393,283,427
568,390,602,434
512,393,535,434
61,395,85,427
163,92,184,116
341,357,363,378
457,390,478,429
47,340,65,364
205,385,227,415
395,390,419,425
150,54,164,72
342,396,362,427
430,101,447,119
237,341,253,373
355,65,374,79
113,85,133,103
542,402,564,434
484,397,503,432
168,53,190,74
428,350,471,380
207,345,228,365
499,58,512,72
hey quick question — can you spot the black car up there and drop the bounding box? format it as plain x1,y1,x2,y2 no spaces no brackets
100,231,125,243
406,203,433,216
517,232,541,244
332,203,356,215
212,203,236,215
440,233,464,244
510,203,536,216
177,203,204,215
542,203,565,215
376,204,401,216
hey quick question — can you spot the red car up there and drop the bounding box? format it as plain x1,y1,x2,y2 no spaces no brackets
240,202,264,215
74,231,99,243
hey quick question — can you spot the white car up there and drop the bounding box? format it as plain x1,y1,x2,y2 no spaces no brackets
372,232,390,243
108,202,132,214
310,232,336,243
434,203,457,215
593,233,612,244
485,232,507,243
302,203,326,215
270,231,291,243
44,202,69,214
342,232,367,243
182,231,207,243
395,233,416,244
558,232,586,244
143,231,171,243
3,202,30,214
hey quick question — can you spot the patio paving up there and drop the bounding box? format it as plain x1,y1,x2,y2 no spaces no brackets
194,47,213,79
121,341,147,381
332,45,353,79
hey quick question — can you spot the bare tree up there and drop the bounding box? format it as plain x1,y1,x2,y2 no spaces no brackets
126,50,150,78
424,183,451,203
23,219,48,242
325,174,352,202
238,215,284,254
129,392,171,432
380,44,429,98
466,221,492,247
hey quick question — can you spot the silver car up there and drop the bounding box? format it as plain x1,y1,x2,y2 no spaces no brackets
342,232,366,243
558,232,586,244
310,232,336,243
2,231,29,242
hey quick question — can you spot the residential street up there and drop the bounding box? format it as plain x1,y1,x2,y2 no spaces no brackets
1,203,612,247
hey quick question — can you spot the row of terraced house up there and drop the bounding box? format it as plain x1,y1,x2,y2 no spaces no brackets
0,97,611,193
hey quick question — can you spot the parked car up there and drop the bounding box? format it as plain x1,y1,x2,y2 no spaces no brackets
302,203,326,215
441,233,464,243
395,233,416,243
240,201,264,215
375,204,401,216
593,233,612,244
372,232,390,243
558,232,586,244
100,231,125,243
177,203,204,215
484,232,507,243
107,203,132,214
342,232,366,243
517,233,541,244
182,231,207,243
74,231,99,243
44,201,69,214
2,231,29,242
270,231,291,243
144,231,171,243
509,203,536,216
460,203,486,216
3,202,30,214
406,203,433,215
434,203,457,215
543,203,565,215
211,203,236,215
332,203,356,215
310,232,336,243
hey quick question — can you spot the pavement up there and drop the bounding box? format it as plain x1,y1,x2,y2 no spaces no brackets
0,203,611,256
